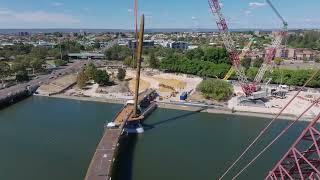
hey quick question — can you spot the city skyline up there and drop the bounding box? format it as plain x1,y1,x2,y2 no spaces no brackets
0,0,319,29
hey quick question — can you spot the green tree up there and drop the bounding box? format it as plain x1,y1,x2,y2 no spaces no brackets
148,52,159,68
93,70,109,85
94,42,101,49
253,58,264,68
274,57,283,65
48,48,61,59
54,60,68,67
123,57,132,66
117,68,126,81
30,46,48,59
84,63,98,79
123,57,137,68
241,57,252,69
197,79,234,101
104,45,131,60
246,67,259,81
77,70,88,89
315,57,320,63
0,62,10,86
30,58,45,71
16,70,29,82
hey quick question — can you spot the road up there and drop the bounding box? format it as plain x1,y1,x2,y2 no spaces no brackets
0,60,88,100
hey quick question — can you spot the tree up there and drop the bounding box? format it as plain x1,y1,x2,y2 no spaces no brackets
84,63,98,79
253,58,264,68
104,45,131,60
246,67,259,81
123,57,132,66
197,79,234,101
315,57,320,63
274,57,283,65
30,58,45,71
16,70,29,82
93,70,109,85
94,42,101,49
117,68,126,81
54,60,67,67
148,51,159,68
48,48,61,59
241,57,252,69
30,46,48,59
77,71,88,89
0,62,10,86
123,57,137,68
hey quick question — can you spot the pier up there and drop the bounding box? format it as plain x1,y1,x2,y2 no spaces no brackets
84,89,157,180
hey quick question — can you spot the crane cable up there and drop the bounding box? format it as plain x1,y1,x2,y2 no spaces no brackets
219,69,320,180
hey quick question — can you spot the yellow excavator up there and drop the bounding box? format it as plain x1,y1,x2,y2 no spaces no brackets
223,38,255,80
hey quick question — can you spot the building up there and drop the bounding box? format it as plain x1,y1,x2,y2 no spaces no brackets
68,52,105,60
37,41,56,49
188,45,199,50
160,41,189,50
128,40,155,49
18,32,30,36
275,48,319,61
247,50,266,59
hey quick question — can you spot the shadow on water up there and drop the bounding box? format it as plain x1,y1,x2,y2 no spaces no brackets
142,107,207,131
112,134,138,180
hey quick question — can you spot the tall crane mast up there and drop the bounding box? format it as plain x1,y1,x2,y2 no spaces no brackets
208,0,256,96
224,38,254,81
254,0,288,84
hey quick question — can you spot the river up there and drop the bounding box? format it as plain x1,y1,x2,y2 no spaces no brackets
0,96,308,180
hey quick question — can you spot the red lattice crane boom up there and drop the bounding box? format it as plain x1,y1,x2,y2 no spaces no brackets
254,0,288,84
208,0,256,96
265,113,320,180
209,0,287,96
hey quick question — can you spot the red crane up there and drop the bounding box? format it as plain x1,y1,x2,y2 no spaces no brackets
208,0,287,96
254,0,288,85
134,0,138,39
208,0,256,96
266,112,320,180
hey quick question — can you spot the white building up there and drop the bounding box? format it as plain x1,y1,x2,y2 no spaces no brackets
160,41,189,50
37,41,56,49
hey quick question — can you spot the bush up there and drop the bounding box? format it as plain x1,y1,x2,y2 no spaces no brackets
197,79,234,101
77,71,88,89
117,68,126,81
84,63,97,79
54,59,67,67
104,45,131,61
16,70,29,82
93,70,109,85
274,57,283,65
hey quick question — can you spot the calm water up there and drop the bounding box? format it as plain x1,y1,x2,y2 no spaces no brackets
0,96,122,180
0,96,308,180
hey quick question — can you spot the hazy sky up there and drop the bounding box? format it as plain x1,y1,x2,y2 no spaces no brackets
0,0,319,29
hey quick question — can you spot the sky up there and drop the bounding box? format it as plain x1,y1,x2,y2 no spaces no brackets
0,0,319,29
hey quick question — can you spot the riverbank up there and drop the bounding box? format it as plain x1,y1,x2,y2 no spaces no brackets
42,94,305,121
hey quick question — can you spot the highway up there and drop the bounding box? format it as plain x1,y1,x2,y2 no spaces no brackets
0,60,88,101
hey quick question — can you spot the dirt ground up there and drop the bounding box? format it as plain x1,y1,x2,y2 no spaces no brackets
128,78,151,93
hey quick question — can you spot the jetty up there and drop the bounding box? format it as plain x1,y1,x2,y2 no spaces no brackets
84,89,157,180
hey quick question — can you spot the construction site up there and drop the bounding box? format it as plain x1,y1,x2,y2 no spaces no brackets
33,0,320,179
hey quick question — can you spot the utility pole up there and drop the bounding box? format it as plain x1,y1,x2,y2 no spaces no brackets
133,14,145,117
